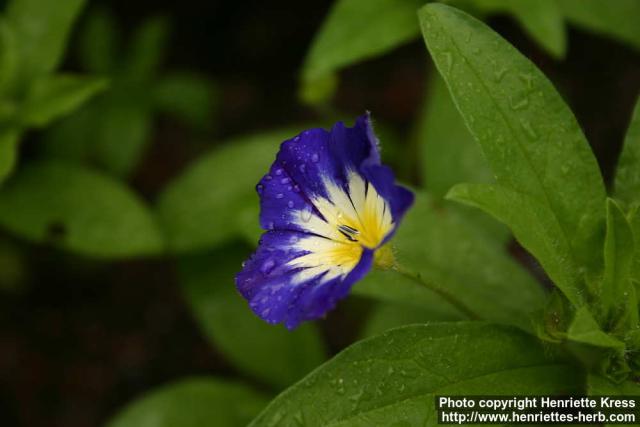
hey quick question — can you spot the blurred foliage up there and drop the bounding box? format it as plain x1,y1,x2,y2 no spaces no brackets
106,378,269,427
0,0,106,184
41,6,217,178
179,245,326,389
1,0,640,425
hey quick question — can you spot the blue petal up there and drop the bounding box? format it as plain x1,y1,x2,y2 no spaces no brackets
235,230,373,329
258,114,382,232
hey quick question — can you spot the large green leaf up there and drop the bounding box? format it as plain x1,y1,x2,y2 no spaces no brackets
557,0,640,51
448,183,584,306
156,128,299,254
420,3,606,304
250,323,581,426
614,95,640,206
20,74,107,127
459,0,566,59
373,193,544,330
6,0,86,82
0,161,164,257
106,377,268,427
601,199,637,330
179,245,326,389
301,0,422,103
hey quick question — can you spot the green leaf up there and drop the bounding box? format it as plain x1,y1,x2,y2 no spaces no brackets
0,129,19,185
614,95,640,206
20,74,107,127
0,161,164,257
92,98,152,177
78,6,119,74
381,193,544,330
250,323,581,426
0,18,18,94
6,0,86,82
417,72,509,243
588,374,640,427
353,269,465,320
448,183,584,306
123,16,169,81
420,3,606,302
588,373,640,395
153,71,217,130
360,301,460,338
601,199,637,329
419,73,493,198
460,0,566,58
629,206,640,284
300,0,422,104
557,0,640,51
179,245,326,389
567,306,624,349
106,377,268,427
156,128,300,253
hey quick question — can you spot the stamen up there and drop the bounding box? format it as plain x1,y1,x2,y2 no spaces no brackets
338,224,360,242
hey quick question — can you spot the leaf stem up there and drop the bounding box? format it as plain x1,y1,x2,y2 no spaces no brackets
392,262,482,321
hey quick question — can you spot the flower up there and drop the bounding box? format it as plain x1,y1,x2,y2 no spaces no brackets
235,113,414,329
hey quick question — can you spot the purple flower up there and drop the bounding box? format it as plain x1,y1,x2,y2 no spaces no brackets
235,114,414,329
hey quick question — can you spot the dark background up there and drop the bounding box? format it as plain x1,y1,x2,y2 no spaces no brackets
1,1,639,426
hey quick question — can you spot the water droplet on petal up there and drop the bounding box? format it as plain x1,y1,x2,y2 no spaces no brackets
287,200,295,208
256,184,264,194
299,164,306,173
276,193,284,199
300,206,313,222
280,177,291,185
275,168,283,176
311,153,319,163
293,185,300,192
264,174,272,181
260,259,276,274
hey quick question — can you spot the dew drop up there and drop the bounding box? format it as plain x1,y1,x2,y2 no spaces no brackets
509,94,529,110
261,308,271,317
311,153,319,163
275,168,283,176
280,177,291,185
299,163,306,173
287,200,295,208
264,174,272,181
293,185,300,193
256,184,264,194
442,51,453,74
300,206,313,222
276,193,284,199
261,259,276,274
519,119,538,140
267,221,275,230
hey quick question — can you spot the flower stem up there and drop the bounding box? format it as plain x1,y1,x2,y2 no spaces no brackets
392,262,482,321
